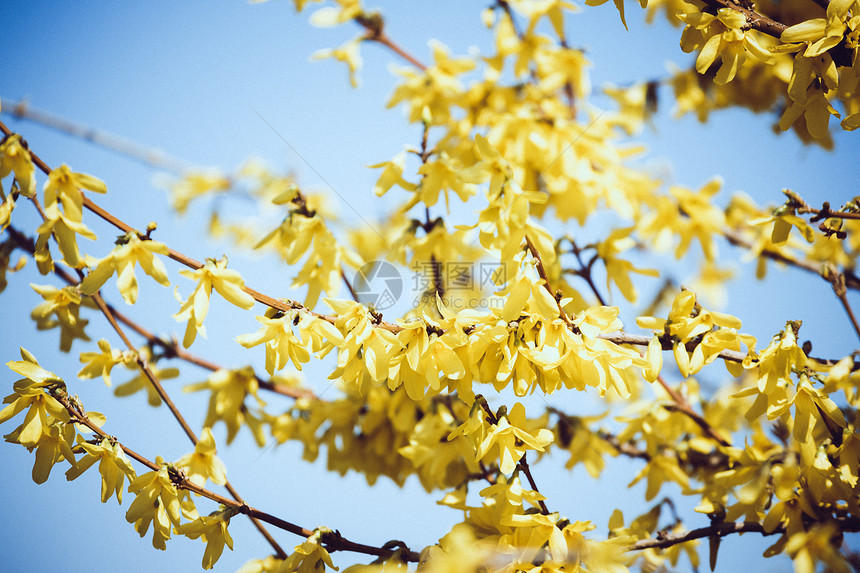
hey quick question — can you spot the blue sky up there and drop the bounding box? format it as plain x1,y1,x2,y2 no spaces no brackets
2,1,859,571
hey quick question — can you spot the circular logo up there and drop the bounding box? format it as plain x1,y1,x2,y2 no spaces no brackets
353,261,403,311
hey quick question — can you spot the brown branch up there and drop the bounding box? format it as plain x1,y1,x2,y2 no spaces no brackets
56,388,416,562
563,238,607,306
89,291,200,443
525,234,572,326
2,99,192,173
57,389,159,470
802,209,860,221
476,396,550,515
88,291,290,557
628,517,860,551
784,191,860,223
355,14,427,71
829,270,860,344
723,228,860,291
341,267,359,302
598,430,652,461
657,375,732,447
4,224,315,402
497,1,524,39
602,331,747,363
697,0,788,38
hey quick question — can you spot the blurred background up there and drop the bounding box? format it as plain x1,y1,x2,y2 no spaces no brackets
2,1,858,571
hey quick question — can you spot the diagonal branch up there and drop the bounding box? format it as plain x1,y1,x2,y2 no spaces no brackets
355,14,427,71
87,290,289,558
53,387,419,562
2,99,193,173
628,517,860,551
696,0,788,38
724,228,860,291
476,396,551,515
4,223,315,401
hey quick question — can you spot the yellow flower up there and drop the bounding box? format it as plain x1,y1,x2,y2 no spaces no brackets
326,298,397,393
501,510,568,563
0,134,36,197
308,0,361,27
125,460,188,550
35,201,98,269
387,40,474,124
113,347,179,406
535,43,591,98
776,52,840,139
312,38,363,88
168,170,231,214
237,313,310,375
1,349,78,483
475,402,553,474
77,339,127,387
369,152,416,197
784,523,851,573
0,190,15,231
596,227,659,303
3,419,77,484
184,367,266,445
30,283,91,352
778,83,840,140
459,134,514,199
175,427,227,487
603,82,651,136
780,0,859,58
637,290,748,376
79,232,170,304
282,528,338,572
680,8,775,85
43,164,107,222
237,556,284,573
420,523,493,573
65,436,136,503
174,257,256,347
175,507,236,570
1,349,70,447
416,152,478,210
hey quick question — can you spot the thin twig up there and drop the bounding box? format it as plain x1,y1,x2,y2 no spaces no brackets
355,14,427,71
89,291,289,556
723,227,860,291
657,375,732,447
565,238,607,306
2,99,193,173
830,271,860,344
341,267,359,302
696,0,788,37
0,125,291,556
54,388,416,561
628,518,860,551
4,223,316,401
476,397,550,515
89,291,200,443
525,234,571,326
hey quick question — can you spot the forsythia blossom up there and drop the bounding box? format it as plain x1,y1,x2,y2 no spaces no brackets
174,257,256,347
